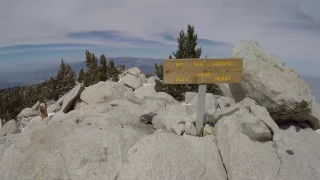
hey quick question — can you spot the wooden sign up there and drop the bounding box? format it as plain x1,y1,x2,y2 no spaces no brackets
162,58,243,134
163,58,243,84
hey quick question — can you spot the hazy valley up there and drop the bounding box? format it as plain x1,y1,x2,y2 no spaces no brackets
0,57,319,103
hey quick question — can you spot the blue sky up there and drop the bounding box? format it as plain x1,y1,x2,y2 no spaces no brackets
0,0,320,77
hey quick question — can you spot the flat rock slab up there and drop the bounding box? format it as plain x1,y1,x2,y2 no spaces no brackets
117,133,227,180
80,81,127,104
61,83,85,113
0,110,153,180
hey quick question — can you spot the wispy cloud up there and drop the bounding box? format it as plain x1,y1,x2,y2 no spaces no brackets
0,0,320,77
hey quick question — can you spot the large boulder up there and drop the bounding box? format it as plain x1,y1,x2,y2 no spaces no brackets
160,104,189,130
308,99,320,129
17,100,42,122
31,101,41,111
18,116,40,130
133,84,157,99
0,120,20,137
214,104,320,180
47,103,61,114
217,83,233,98
147,76,159,84
139,74,147,83
80,81,127,104
127,67,141,78
213,97,258,125
117,133,227,180
0,106,153,180
185,92,218,114
61,83,85,113
229,40,318,128
141,92,179,115
17,108,39,122
216,96,235,109
108,99,144,117
123,87,146,106
0,134,19,159
121,74,143,90
57,93,67,106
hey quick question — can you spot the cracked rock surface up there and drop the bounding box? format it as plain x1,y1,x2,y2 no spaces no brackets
213,104,320,180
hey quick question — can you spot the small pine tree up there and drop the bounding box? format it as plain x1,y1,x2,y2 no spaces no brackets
83,50,101,86
78,68,85,83
154,24,220,101
118,64,126,74
85,50,92,69
83,50,92,86
155,63,163,80
99,54,108,81
90,53,100,85
53,59,76,100
107,59,120,81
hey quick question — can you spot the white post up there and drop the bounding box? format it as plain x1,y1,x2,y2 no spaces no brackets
196,84,207,133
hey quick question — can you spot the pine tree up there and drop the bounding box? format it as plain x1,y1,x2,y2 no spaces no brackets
90,53,100,84
155,63,163,80
85,50,92,69
78,68,85,83
118,64,126,73
154,24,220,101
53,59,76,100
99,54,108,81
83,50,92,86
83,50,101,86
107,59,120,81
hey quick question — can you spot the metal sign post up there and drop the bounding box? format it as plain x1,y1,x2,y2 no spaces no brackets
163,58,243,134
196,84,207,133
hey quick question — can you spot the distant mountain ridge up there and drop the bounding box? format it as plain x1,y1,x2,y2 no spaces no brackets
0,57,319,104
71,57,163,75
0,57,163,89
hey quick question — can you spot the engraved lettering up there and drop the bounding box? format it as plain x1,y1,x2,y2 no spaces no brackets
198,72,211,77
215,76,231,81
212,61,232,66
176,62,183,67
194,62,204,66
176,77,189,82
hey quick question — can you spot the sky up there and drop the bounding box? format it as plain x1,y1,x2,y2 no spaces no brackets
0,0,320,77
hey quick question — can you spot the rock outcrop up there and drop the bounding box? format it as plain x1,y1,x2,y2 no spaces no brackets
80,81,127,104
0,120,20,137
214,104,320,180
146,76,160,84
121,74,143,89
117,133,227,180
61,83,85,113
229,40,320,129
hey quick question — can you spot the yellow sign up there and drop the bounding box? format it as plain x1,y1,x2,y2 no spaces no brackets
163,58,243,84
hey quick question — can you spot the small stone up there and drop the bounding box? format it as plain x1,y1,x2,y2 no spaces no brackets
203,124,214,136
184,122,197,136
140,112,157,124
171,124,185,135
